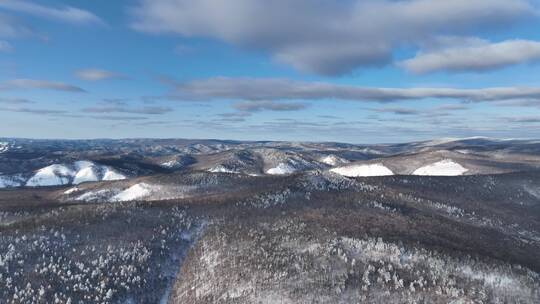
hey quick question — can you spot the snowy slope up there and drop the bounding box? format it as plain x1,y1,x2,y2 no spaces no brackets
25,161,126,187
319,155,349,166
63,187,80,195
75,189,120,202
330,164,394,177
26,164,75,187
413,159,468,176
111,183,154,202
0,175,24,188
73,161,100,184
73,182,198,203
161,160,181,168
266,163,296,175
73,166,99,184
0,142,8,153
208,166,239,174
102,168,126,181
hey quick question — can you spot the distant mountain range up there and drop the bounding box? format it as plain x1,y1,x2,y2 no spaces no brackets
1,137,540,189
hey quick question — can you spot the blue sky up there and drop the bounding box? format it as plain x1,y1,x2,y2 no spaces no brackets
1,0,540,143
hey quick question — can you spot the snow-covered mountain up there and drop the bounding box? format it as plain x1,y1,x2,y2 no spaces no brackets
319,154,349,166
0,161,126,188
29,161,126,187
2,137,540,303
208,165,240,174
159,154,196,170
1,137,540,189
329,159,471,177
412,159,468,176
266,162,297,175
257,149,324,175
330,163,394,177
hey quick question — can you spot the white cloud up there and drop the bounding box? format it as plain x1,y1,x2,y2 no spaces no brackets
0,12,32,38
0,0,103,25
82,106,173,115
233,100,307,112
75,69,125,81
0,79,85,92
0,2,102,52
401,39,540,73
372,107,421,115
495,99,540,108
130,0,535,75
172,77,540,103
0,40,12,52
505,116,540,123
416,36,490,52
0,97,33,104
0,106,66,114
88,115,149,121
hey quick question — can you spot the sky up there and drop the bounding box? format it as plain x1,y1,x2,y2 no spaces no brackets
1,0,540,144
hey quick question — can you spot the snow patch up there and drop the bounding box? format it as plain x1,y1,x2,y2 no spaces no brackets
319,155,348,166
26,164,74,187
25,161,126,187
0,175,23,188
75,189,120,202
523,185,540,199
330,164,394,177
63,187,80,195
102,168,126,181
266,163,296,175
111,183,155,202
74,183,199,203
161,160,180,168
208,166,239,174
0,142,9,153
73,166,99,185
74,161,94,170
413,159,468,176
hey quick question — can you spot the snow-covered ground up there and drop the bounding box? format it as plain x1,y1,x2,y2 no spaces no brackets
0,175,24,188
73,161,100,184
75,189,119,202
208,166,239,174
73,182,199,203
266,163,296,175
63,187,80,195
330,164,394,177
413,159,468,176
0,142,9,153
102,168,126,181
25,161,126,187
160,155,194,170
161,160,181,168
26,164,75,187
111,183,154,202
319,155,348,166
